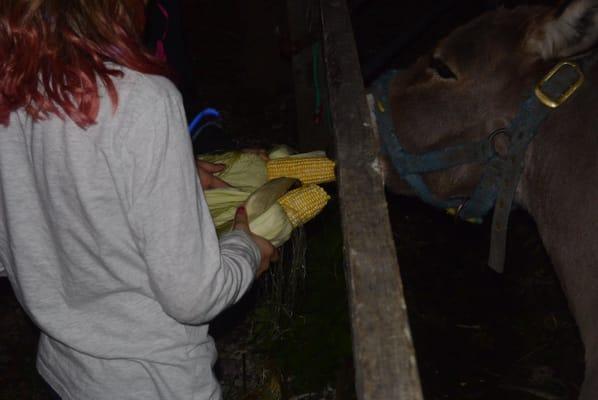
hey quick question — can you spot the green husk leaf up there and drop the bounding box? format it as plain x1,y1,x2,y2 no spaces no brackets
199,152,268,191
246,178,298,220
204,187,250,232
268,145,326,160
249,203,294,247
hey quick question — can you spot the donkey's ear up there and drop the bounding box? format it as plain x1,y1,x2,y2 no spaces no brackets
526,0,598,59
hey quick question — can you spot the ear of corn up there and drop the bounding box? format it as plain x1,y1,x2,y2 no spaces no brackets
201,149,333,247
266,157,335,185
277,185,330,228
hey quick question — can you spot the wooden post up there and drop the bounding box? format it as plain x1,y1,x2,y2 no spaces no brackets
319,1,424,399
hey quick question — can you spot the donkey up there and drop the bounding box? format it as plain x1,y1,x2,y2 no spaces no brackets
379,0,598,398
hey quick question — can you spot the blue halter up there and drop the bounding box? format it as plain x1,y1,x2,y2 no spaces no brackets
370,58,589,273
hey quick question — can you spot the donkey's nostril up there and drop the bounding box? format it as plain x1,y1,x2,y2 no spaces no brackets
430,57,458,80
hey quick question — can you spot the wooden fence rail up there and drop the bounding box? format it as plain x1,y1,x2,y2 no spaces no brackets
319,1,424,399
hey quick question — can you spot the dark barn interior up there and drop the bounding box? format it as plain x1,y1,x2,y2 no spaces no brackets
0,0,585,399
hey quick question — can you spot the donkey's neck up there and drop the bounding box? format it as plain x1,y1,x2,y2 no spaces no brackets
517,79,598,277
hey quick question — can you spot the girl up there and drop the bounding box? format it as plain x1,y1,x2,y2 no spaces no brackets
0,1,276,399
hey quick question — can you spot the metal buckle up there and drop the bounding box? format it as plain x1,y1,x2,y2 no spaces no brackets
488,128,510,159
445,202,483,224
534,61,584,109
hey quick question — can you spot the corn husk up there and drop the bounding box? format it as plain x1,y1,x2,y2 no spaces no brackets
204,187,250,233
249,203,294,247
199,152,267,192
243,178,297,246
268,145,326,160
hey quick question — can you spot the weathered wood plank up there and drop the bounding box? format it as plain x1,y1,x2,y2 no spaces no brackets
319,1,424,399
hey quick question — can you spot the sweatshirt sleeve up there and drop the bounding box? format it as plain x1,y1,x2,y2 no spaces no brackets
123,80,260,325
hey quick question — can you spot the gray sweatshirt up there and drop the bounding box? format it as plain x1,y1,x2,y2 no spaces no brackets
0,68,260,399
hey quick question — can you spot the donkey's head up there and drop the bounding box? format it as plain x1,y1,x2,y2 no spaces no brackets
387,0,598,199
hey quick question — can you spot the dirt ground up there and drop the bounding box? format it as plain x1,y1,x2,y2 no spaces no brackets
390,196,584,400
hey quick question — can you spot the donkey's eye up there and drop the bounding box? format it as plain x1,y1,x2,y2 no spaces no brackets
430,57,457,80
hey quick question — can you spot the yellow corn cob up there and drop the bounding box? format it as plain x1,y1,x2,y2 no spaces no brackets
266,157,336,185
277,185,330,228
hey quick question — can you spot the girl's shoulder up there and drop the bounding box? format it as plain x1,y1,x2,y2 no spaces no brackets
114,66,181,104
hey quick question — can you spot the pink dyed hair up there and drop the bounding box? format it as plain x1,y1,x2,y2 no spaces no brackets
0,0,168,128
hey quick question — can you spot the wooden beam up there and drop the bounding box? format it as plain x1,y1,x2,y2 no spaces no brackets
319,1,424,399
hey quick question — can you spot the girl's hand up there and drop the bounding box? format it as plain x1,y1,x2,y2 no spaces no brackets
196,160,230,190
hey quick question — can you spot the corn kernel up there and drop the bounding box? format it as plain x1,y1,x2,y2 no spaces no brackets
278,185,330,227
266,157,335,185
